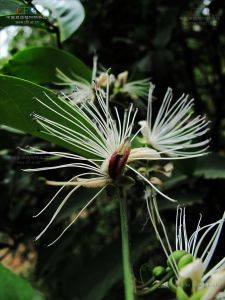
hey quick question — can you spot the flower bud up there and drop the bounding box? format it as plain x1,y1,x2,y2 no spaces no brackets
163,163,174,177
150,177,163,187
164,163,174,173
115,71,128,87
152,266,166,279
178,254,194,270
96,73,108,87
167,250,187,269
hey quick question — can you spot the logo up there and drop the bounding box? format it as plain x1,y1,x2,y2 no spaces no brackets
16,6,37,15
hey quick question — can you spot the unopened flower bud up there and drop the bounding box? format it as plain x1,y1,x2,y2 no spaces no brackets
152,266,166,279
178,254,194,270
96,73,108,87
150,177,163,186
163,163,174,177
164,163,174,173
167,250,187,269
116,71,128,87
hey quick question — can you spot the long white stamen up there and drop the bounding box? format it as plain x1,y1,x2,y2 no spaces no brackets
33,175,78,218
175,206,179,250
130,127,142,143
35,120,105,157
47,186,106,246
193,219,224,260
146,192,179,277
35,185,80,242
154,96,192,135
147,83,155,129
92,55,98,82
178,208,183,250
201,225,223,270
189,213,202,254
127,165,176,202
140,86,210,158
36,93,103,144
152,88,173,133
203,257,225,282
33,112,107,157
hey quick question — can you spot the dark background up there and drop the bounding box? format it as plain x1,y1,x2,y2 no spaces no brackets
0,0,225,299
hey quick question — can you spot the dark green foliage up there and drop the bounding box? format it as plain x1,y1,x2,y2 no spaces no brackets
2,47,92,84
0,264,44,300
0,75,99,156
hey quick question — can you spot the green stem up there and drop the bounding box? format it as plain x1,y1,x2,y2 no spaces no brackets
119,190,135,300
137,272,173,296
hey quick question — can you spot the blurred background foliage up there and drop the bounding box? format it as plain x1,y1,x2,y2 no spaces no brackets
0,0,225,299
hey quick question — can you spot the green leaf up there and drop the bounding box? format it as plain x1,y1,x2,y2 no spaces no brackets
2,47,92,85
194,154,225,179
0,263,44,300
33,0,85,42
51,187,102,224
0,75,100,157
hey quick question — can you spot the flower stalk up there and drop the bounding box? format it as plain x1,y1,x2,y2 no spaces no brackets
118,189,135,300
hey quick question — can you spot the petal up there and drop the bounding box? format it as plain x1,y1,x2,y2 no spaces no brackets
138,120,150,141
178,259,204,292
128,147,161,161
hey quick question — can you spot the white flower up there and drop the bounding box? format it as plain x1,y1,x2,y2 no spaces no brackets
119,77,150,100
96,70,150,100
146,191,225,292
55,55,98,104
20,80,212,245
22,80,181,245
139,84,210,157
56,68,95,104
56,55,150,105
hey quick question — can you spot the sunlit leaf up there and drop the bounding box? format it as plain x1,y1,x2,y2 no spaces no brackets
33,0,85,42
2,47,92,85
